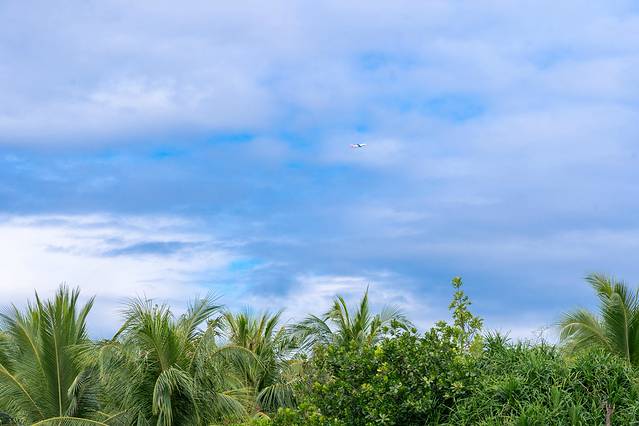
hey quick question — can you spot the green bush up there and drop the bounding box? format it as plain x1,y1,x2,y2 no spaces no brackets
450,335,639,425
298,327,477,425
271,404,344,426
4,276,639,426
274,334,639,426
273,277,483,426
226,413,274,426
271,277,639,426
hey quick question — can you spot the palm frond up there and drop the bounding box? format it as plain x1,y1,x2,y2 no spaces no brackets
559,309,609,353
0,285,99,424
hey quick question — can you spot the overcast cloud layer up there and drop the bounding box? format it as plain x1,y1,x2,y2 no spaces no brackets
1,1,638,338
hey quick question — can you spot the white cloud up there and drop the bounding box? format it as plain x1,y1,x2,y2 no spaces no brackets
0,214,238,335
241,272,556,340
486,319,559,343
1,1,637,144
244,272,436,330
90,80,174,112
0,0,636,342
0,214,594,339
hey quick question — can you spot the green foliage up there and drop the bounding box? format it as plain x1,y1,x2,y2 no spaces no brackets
559,273,639,365
448,276,483,352
271,275,639,426
269,403,343,426
278,333,639,426
224,412,274,426
97,296,249,425
274,277,482,426
291,289,410,350
450,335,639,425
3,274,639,426
296,328,476,425
0,285,107,425
220,309,300,413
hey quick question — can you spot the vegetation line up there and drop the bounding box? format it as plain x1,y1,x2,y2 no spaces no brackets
0,274,637,425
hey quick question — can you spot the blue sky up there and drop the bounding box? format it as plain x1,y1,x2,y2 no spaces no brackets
1,1,639,337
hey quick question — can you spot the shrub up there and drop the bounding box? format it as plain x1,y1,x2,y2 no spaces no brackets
450,335,639,425
273,277,482,425
272,277,639,426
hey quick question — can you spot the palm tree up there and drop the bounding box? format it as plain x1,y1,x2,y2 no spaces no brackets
559,273,639,365
292,289,410,350
98,296,249,426
0,285,110,425
220,309,299,413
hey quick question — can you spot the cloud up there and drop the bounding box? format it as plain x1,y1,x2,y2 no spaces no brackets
1,1,637,145
243,272,436,330
0,214,455,338
0,1,638,341
241,272,556,341
103,241,203,257
0,214,238,335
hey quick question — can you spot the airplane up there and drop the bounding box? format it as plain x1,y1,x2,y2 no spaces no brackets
350,143,367,148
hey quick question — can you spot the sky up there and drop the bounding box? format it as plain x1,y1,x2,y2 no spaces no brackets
1,1,639,338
